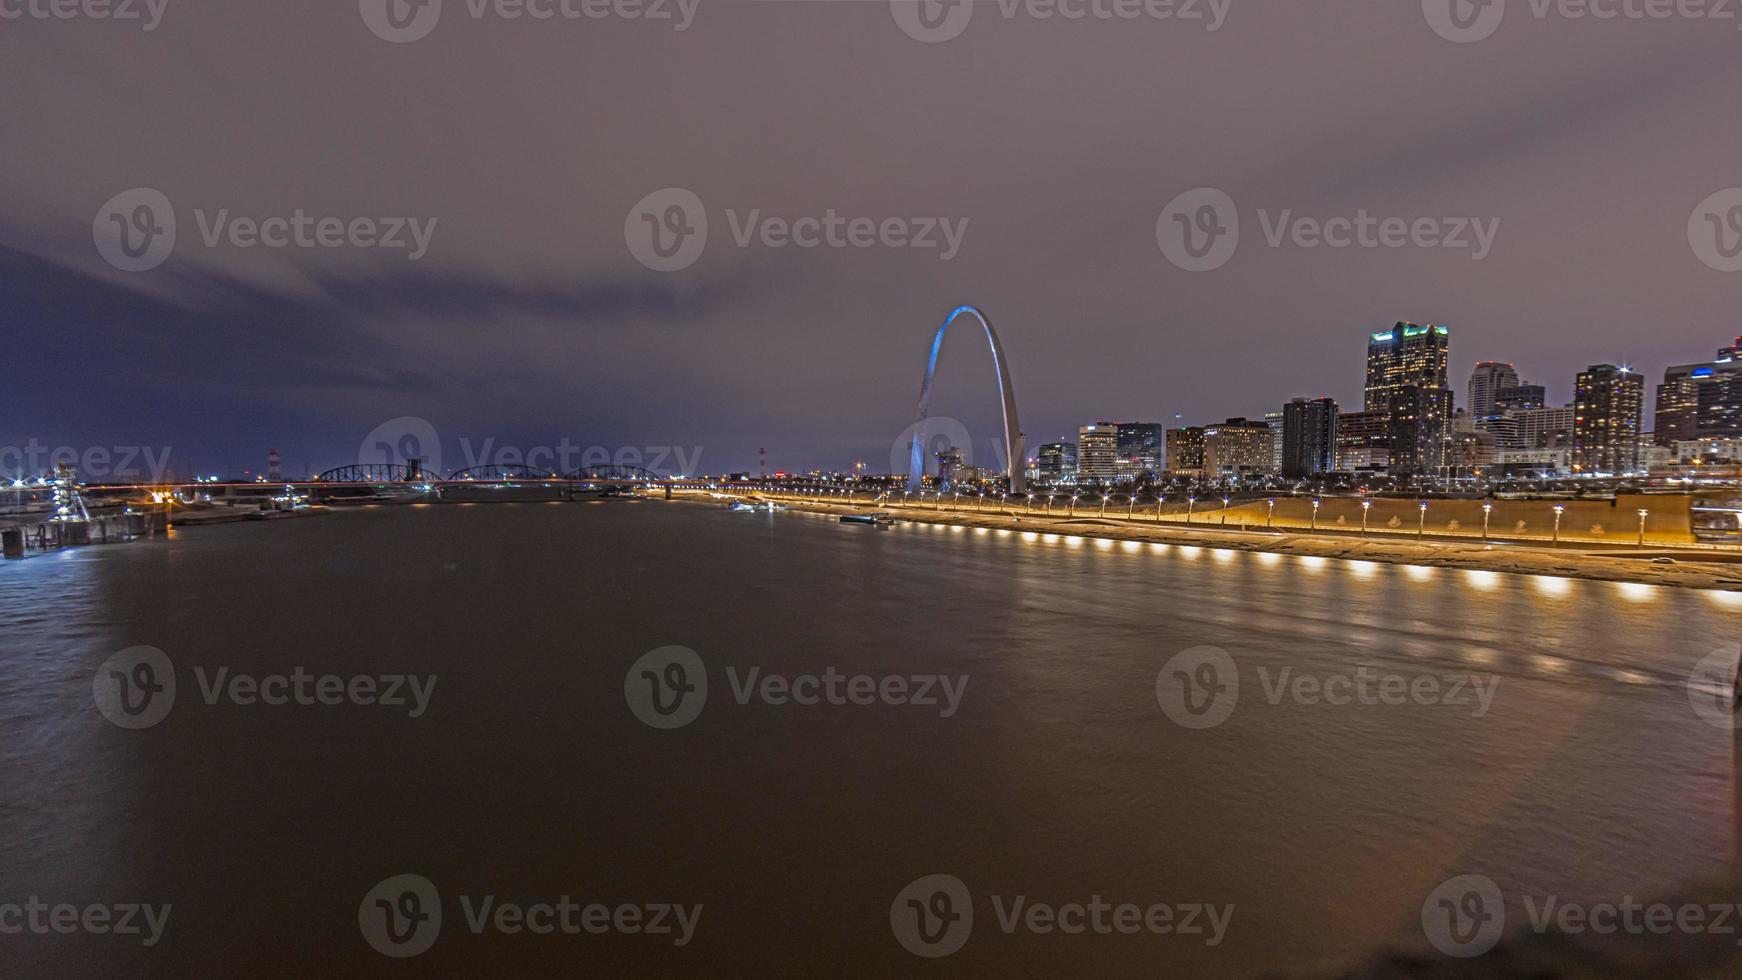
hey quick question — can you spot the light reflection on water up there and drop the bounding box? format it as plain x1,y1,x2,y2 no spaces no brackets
0,503,1737,977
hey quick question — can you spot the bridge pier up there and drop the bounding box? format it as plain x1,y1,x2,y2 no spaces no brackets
2,528,22,559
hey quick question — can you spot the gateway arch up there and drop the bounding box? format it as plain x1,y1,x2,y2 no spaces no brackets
908,305,1026,494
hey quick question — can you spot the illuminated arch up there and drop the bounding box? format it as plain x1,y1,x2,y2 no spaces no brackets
908,305,1025,493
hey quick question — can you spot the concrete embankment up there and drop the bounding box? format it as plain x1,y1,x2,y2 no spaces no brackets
719,494,1742,593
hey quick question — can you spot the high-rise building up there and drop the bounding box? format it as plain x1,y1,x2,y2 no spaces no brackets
1514,405,1574,449
1573,364,1645,475
1165,427,1206,477
1264,411,1285,473
1494,384,1546,411
1036,442,1078,484
1387,386,1453,476
935,446,966,488
1653,337,1742,446
1334,409,1390,471
1282,397,1338,478
1077,424,1119,484
1467,361,1519,419
1115,423,1164,483
1203,418,1273,479
1365,323,1450,411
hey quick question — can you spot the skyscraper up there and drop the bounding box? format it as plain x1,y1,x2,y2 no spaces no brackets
1494,384,1546,411
1165,426,1206,477
1334,409,1390,471
1282,397,1338,478
1363,324,1453,477
1264,411,1285,473
1467,361,1519,419
1573,364,1645,475
1387,386,1453,476
1036,442,1078,484
1077,423,1119,484
1115,423,1164,483
1365,323,1450,411
1653,337,1742,446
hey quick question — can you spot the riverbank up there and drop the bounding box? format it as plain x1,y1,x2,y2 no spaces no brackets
723,494,1742,592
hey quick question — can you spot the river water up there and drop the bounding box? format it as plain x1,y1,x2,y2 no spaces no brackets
2,500,1739,976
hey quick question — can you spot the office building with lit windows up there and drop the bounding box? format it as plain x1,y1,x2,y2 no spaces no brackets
1036,442,1078,485
1467,361,1519,419
1654,337,1742,446
1365,322,1450,411
1077,423,1119,484
1573,364,1645,475
1165,426,1206,478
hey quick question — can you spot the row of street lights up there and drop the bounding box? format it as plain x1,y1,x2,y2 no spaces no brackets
768,487,1652,547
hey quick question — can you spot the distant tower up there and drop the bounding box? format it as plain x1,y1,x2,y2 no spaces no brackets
267,449,283,483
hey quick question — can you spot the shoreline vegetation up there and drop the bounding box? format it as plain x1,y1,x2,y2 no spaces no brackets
715,493,1742,593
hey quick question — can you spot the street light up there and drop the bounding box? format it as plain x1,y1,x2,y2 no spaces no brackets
1553,503,1565,545
1482,501,1493,541
1047,494,1056,515
1266,497,1276,528
1070,494,1079,517
1311,497,1321,532
1417,500,1428,539
1637,507,1649,547
1221,496,1231,526
1361,498,1372,537
1187,495,1197,524
1100,494,1110,518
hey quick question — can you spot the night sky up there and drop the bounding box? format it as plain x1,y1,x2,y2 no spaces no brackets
4,0,1738,478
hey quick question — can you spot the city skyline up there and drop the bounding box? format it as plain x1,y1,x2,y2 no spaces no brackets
8,5,1742,477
